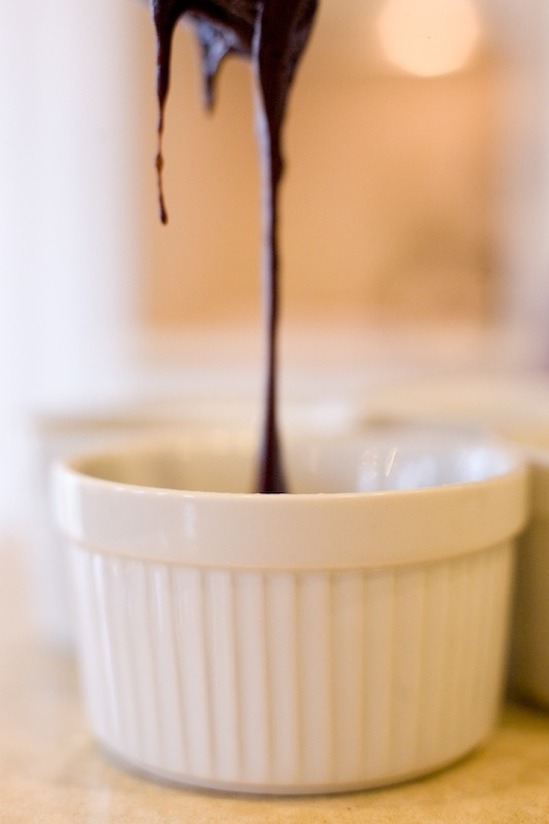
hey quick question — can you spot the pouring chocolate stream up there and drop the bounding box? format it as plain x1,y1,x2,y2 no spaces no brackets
150,0,318,493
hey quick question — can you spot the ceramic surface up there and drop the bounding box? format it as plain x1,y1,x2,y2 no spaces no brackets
366,373,549,710
54,428,528,794
29,397,354,647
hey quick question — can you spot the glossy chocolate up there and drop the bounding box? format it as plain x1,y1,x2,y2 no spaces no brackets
150,0,318,492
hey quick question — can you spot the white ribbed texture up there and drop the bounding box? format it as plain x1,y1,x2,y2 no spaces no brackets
68,541,514,793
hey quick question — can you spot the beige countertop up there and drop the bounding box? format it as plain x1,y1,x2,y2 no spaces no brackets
2,539,549,824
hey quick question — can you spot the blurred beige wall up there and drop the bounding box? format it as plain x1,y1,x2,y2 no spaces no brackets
135,4,499,331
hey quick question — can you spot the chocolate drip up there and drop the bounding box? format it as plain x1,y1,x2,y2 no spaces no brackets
150,0,318,492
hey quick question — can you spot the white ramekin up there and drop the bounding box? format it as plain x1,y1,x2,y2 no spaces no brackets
364,372,549,710
53,427,528,794
29,396,354,647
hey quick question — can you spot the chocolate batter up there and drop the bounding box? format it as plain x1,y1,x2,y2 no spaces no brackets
150,0,318,492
